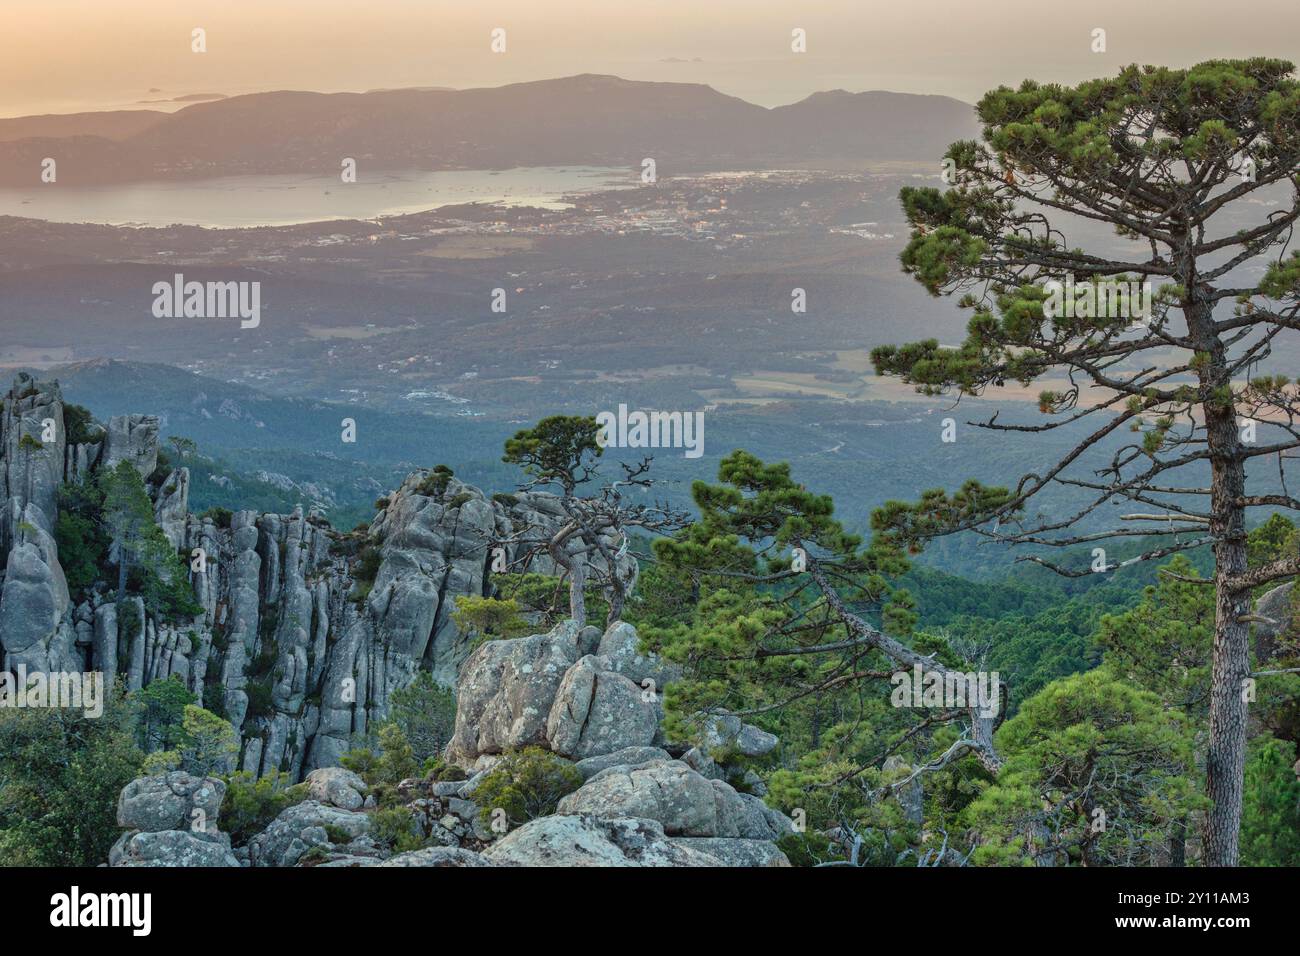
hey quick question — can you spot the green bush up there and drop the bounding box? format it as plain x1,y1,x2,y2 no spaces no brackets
323,823,354,845
424,758,467,782
220,771,307,846
416,465,454,498
340,747,378,778
0,685,143,866
244,682,275,721
473,747,583,827
200,506,234,529
389,672,457,764
371,806,423,853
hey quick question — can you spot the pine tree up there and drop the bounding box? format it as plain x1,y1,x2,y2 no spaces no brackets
873,58,1300,865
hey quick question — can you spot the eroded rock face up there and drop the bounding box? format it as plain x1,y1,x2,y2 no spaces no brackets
0,376,603,782
667,837,791,867
103,414,159,479
379,847,492,867
0,503,75,672
574,746,672,780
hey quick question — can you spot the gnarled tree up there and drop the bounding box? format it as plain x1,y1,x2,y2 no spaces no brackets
872,58,1300,865
496,415,687,627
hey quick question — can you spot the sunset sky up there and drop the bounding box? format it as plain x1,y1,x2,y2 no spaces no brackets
3,0,1299,117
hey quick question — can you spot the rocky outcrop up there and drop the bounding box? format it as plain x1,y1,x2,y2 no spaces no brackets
0,375,618,782
247,800,374,867
447,620,587,762
117,772,227,833
103,617,794,868
447,620,663,765
0,502,76,673
110,772,239,868
103,414,159,478
111,829,241,867
479,813,790,867
304,766,368,811
557,758,792,840
481,814,726,867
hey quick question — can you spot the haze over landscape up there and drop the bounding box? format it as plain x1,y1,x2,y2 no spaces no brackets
1,0,1299,888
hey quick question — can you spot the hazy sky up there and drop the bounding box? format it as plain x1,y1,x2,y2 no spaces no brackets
3,0,1299,117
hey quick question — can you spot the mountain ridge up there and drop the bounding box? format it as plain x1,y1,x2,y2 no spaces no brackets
0,74,978,186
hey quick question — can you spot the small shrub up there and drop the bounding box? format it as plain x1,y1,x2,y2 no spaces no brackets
221,771,307,846
200,506,234,529
244,682,275,720
473,747,583,827
424,757,467,782
371,806,423,853
416,465,454,498
340,747,378,778
323,823,354,845
300,845,331,866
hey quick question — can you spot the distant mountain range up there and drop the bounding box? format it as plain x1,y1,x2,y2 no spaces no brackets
0,74,978,185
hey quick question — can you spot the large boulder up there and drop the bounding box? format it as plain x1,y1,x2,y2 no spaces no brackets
379,847,493,867
482,815,722,867
447,620,583,761
702,714,780,758
248,800,372,867
668,837,790,867
109,829,240,868
597,620,680,688
117,773,226,834
546,654,659,759
574,746,672,780
304,767,368,811
557,759,792,840
449,621,664,765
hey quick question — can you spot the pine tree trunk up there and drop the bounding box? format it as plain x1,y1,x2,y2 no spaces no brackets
1202,368,1250,867
1169,819,1187,867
